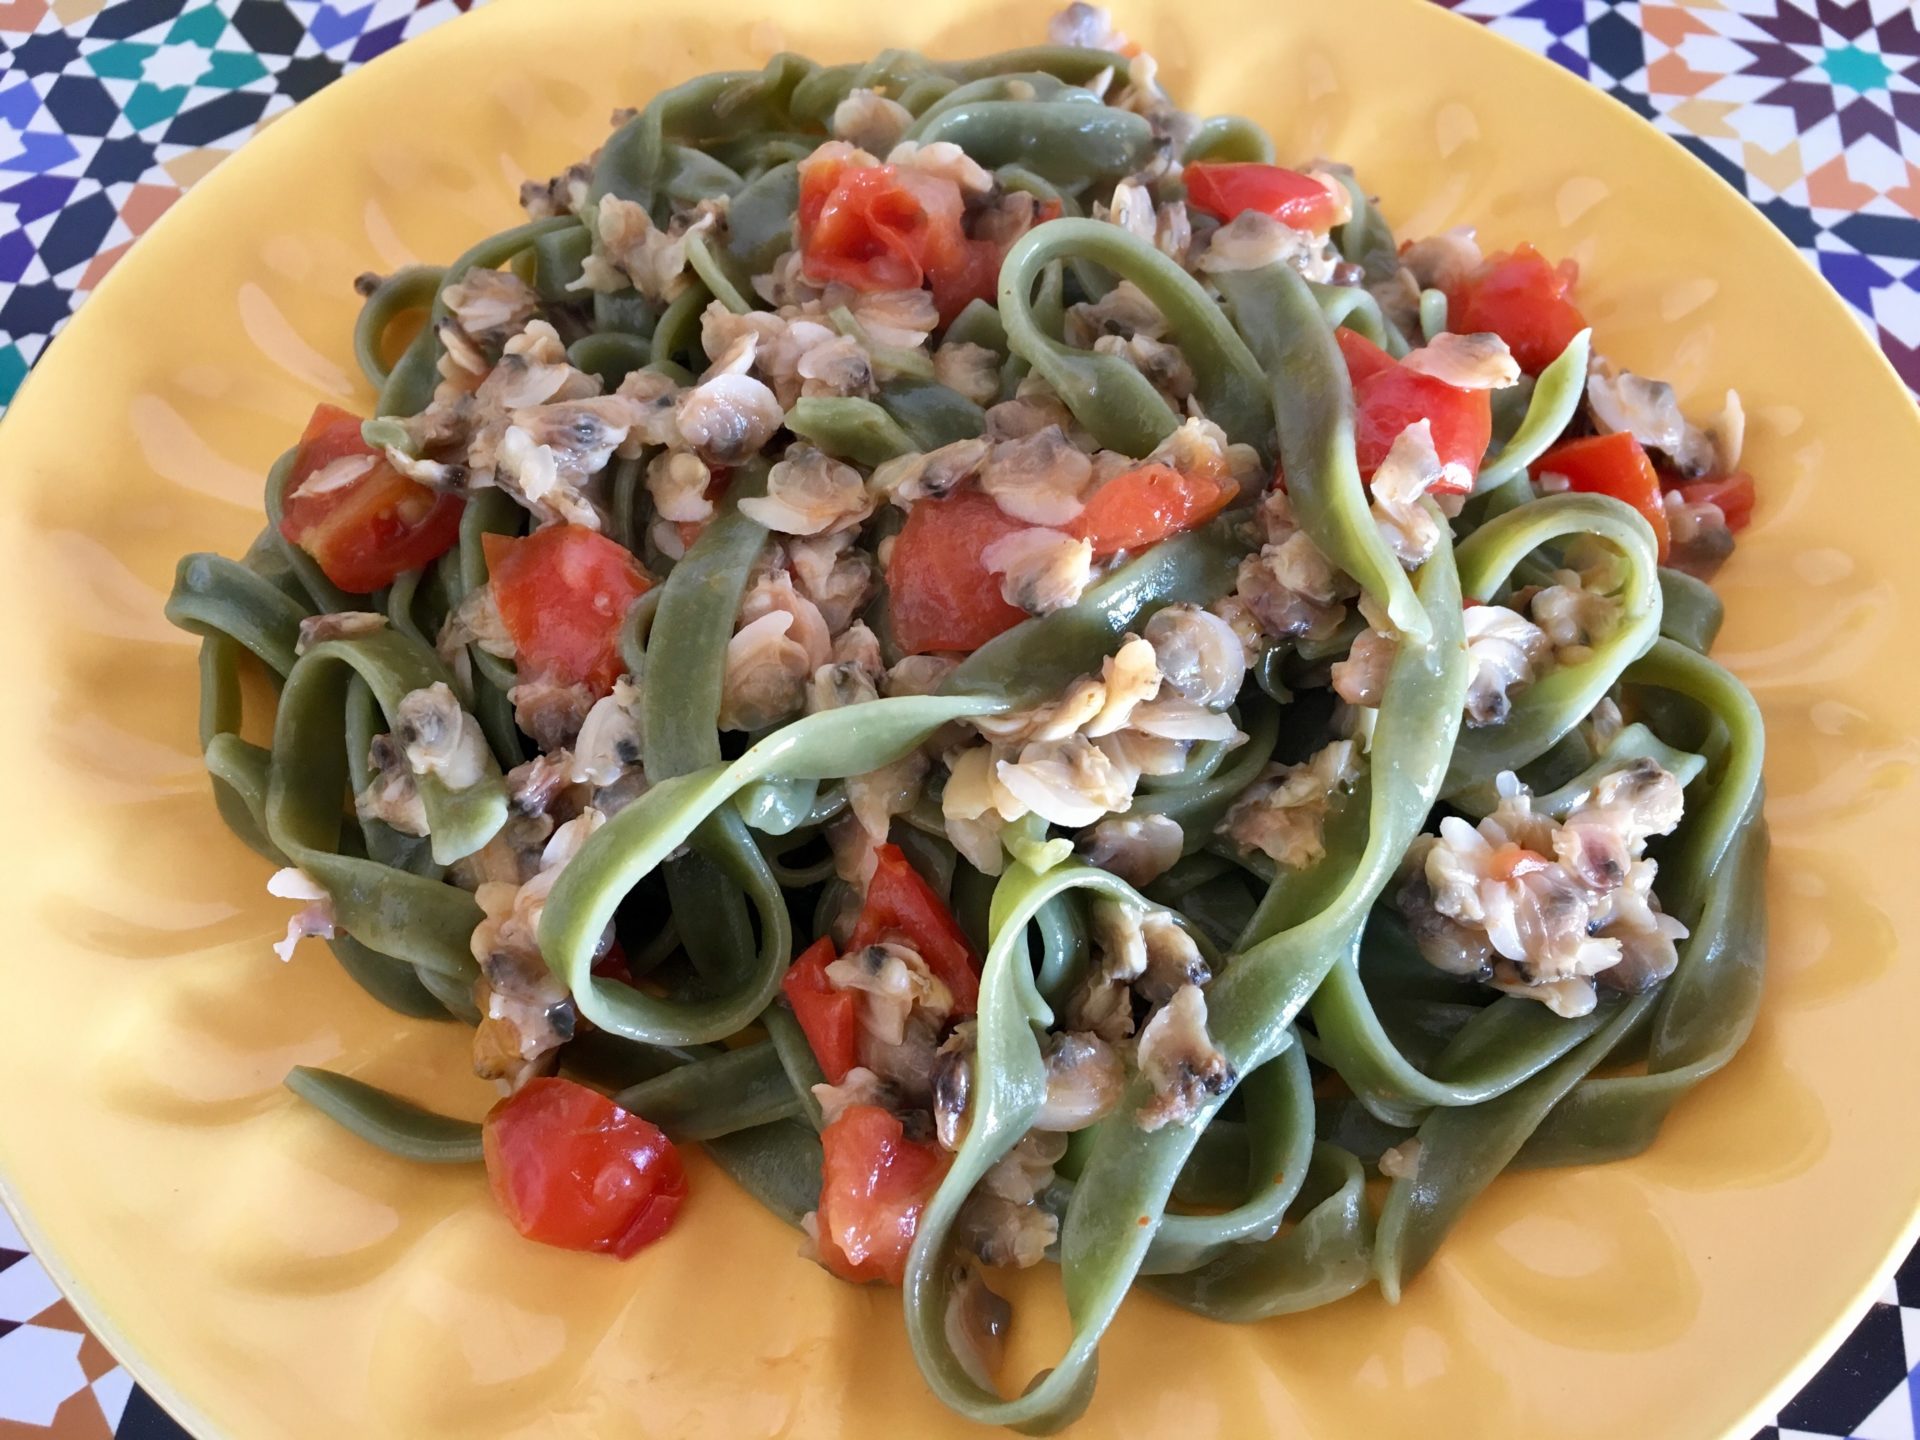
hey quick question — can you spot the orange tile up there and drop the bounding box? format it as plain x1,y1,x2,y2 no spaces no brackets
1641,3,1714,45
120,183,180,237
76,242,131,293
73,1333,114,1386
0,0,49,29
1807,153,1877,211
25,1301,85,1337
1647,52,1718,97
0,1382,114,1440
1888,163,1920,221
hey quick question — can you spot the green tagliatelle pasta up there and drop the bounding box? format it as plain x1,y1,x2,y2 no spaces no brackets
166,12,1769,1432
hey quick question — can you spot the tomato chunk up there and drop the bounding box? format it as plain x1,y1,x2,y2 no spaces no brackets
277,403,463,593
1334,326,1399,386
1335,330,1489,492
483,525,652,695
798,145,1036,322
1068,462,1236,557
1533,432,1670,561
483,1077,687,1259
887,489,1031,655
814,1103,950,1285
850,843,982,1014
782,937,859,1084
1671,471,1756,532
1184,162,1342,232
1446,243,1586,375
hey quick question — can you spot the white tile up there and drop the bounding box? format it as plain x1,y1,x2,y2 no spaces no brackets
0,1209,24,1251
1853,1380,1917,1440
0,1325,85,1426
0,1257,61,1324
91,1367,133,1431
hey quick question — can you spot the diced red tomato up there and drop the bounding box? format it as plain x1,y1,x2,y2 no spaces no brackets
1067,462,1236,557
1670,471,1756,532
482,1077,687,1259
277,403,464,593
591,939,634,987
1532,432,1670,561
1334,326,1399,386
887,489,1030,655
814,1103,951,1285
798,146,1036,323
1184,162,1342,232
1334,329,1489,492
849,843,981,1015
782,937,859,1084
483,525,652,695
1446,243,1587,375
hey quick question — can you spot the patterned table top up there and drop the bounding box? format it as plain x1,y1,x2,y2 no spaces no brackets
0,2,1916,1438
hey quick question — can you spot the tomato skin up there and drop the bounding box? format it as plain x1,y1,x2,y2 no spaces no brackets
1446,243,1587,374
278,403,464,593
1672,471,1756,531
798,147,1034,322
1068,463,1235,556
850,843,982,1014
1533,432,1670,561
887,490,1031,655
1184,162,1341,231
483,525,653,695
782,937,860,1083
1334,331,1490,491
815,1104,950,1285
1334,326,1399,387
483,1078,687,1259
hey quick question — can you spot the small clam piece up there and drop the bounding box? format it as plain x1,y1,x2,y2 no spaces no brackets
1134,983,1235,1131
811,1065,898,1126
298,610,388,655
718,611,812,732
267,867,335,962
980,426,1093,526
1378,1138,1423,1180
356,733,429,837
510,673,597,752
569,677,644,786
740,446,873,536
826,941,954,1047
832,87,914,154
954,1192,1058,1269
1400,332,1520,391
1219,739,1362,869
982,1130,1069,1206
933,341,1004,407
944,1263,1012,1390
993,734,1136,829
395,682,490,790
1400,228,1483,292
1137,911,1209,1005
1144,603,1247,709
1034,1032,1126,1131
676,371,784,465
931,1022,976,1150
981,527,1094,615
1462,604,1550,726
1080,812,1184,888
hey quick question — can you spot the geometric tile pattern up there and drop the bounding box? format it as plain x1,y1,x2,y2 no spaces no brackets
1441,0,1920,391
0,0,478,409
0,1,1917,1437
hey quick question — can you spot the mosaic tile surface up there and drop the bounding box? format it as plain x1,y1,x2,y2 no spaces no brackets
1,2,1917,1436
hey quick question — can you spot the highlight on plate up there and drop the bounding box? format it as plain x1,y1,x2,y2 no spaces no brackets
164,5,1767,1427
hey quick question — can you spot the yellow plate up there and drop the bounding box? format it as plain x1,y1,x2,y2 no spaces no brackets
1,0,1916,1435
